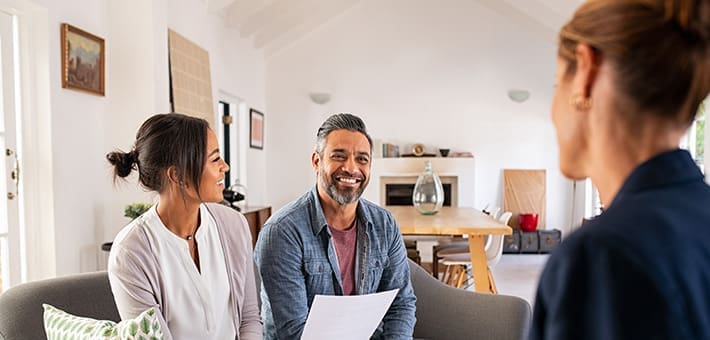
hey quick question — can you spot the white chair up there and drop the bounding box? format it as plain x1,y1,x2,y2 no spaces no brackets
440,211,512,292
490,207,502,220
432,205,501,278
485,211,512,267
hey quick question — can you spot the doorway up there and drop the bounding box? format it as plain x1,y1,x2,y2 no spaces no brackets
217,91,248,188
0,8,21,293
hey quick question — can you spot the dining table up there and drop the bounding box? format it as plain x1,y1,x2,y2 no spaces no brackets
386,206,512,293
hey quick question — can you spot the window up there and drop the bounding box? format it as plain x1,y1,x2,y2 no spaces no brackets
218,101,234,187
681,99,706,172
217,93,248,188
583,179,602,219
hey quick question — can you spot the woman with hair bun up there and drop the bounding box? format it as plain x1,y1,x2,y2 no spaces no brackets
106,113,262,340
532,0,710,339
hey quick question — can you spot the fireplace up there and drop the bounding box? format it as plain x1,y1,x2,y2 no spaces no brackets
363,157,475,207
385,183,452,206
381,176,458,207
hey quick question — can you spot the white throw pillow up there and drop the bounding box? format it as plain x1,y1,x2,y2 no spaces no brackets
42,304,164,340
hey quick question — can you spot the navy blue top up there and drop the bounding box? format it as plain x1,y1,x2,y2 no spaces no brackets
530,149,710,340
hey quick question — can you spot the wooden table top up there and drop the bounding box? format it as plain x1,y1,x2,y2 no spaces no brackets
386,206,512,236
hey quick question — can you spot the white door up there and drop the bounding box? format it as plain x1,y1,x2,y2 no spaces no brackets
0,9,21,293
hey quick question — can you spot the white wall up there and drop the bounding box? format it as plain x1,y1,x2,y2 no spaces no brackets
26,0,112,277
99,0,170,269
167,0,268,208
265,0,575,233
19,0,265,277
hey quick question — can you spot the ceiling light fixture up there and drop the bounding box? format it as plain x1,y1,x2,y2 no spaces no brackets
309,92,331,105
508,89,531,103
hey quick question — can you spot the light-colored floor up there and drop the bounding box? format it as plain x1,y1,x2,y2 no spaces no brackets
424,253,549,306
490,254,549,305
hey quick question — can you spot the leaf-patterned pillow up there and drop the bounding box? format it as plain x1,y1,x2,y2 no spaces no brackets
42,304,164,340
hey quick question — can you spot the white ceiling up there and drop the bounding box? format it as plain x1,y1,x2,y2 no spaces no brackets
207,0,583,57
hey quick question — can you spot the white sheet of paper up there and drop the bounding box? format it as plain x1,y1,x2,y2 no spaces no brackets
300,288,400,340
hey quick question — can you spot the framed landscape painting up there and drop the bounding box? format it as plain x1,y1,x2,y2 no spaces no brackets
61,23,105,96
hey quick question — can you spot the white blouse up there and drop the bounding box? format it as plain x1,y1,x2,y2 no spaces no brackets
137,204,236,340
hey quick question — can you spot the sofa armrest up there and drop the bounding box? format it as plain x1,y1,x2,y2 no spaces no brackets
0,271,120,340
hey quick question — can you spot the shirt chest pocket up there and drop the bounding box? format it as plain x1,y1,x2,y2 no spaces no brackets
367,254,388,291
304,259,333,292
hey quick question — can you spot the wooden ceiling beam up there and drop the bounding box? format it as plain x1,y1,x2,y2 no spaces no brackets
238,0,300,38
476,0,558,44
224,0,270,29
263,0,360,57
206,0,237,13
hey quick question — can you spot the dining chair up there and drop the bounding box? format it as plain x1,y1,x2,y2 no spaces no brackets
431,205,501,279
440,212,512,292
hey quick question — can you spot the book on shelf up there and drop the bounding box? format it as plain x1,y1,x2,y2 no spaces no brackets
382,143,400,158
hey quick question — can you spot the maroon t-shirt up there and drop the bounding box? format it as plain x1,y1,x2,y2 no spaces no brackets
328,222,358,295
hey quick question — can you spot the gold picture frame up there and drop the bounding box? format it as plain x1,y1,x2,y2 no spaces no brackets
61,23,105,96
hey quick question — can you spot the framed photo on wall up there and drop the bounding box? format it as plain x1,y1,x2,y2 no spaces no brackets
61,23,105,96
250,108,264,150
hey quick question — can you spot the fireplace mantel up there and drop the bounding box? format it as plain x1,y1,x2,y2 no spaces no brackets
363,157,475,207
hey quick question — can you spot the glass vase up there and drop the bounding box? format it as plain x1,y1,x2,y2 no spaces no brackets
412,161,444,215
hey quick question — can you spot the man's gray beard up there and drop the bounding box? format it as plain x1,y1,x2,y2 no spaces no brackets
326,182,363,205
319,169,367,205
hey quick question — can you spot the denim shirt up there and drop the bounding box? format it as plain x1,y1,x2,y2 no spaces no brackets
254,187,416,339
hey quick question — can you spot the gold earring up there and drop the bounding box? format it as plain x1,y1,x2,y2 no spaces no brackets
569,93,592,110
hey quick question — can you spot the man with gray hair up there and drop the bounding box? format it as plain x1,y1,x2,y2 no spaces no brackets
255,113,416,339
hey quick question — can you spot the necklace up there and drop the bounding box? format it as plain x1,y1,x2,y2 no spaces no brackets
183,226,198,240
183,222,199,241
155,207,199,241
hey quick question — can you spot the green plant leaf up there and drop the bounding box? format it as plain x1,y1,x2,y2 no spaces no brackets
124,202,152,220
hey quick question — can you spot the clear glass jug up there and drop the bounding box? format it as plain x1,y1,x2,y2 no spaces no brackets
412,161,444,215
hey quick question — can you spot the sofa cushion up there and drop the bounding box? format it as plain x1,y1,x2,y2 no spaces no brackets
43,304,164,340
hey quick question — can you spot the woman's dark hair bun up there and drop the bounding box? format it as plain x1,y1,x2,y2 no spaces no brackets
106,150,137,178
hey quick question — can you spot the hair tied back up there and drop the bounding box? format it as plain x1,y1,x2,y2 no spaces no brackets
106,150,137,178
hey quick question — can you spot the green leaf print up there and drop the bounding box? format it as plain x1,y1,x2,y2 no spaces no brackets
103,327,113,336
129,321,138,336
141,316,150,334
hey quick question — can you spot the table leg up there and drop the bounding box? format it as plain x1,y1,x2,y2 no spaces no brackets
468,235,489,293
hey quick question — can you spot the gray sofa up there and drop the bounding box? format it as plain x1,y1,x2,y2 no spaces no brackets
0,271,120,339
0,261,530,339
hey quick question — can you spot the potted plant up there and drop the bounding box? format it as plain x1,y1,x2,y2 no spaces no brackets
124,202,152,220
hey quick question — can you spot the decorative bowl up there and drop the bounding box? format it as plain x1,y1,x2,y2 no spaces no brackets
519,213,539,232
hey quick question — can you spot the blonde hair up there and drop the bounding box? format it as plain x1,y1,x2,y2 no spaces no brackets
559,0,710,125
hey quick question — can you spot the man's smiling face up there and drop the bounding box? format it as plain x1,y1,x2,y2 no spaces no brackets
313,129,371,206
